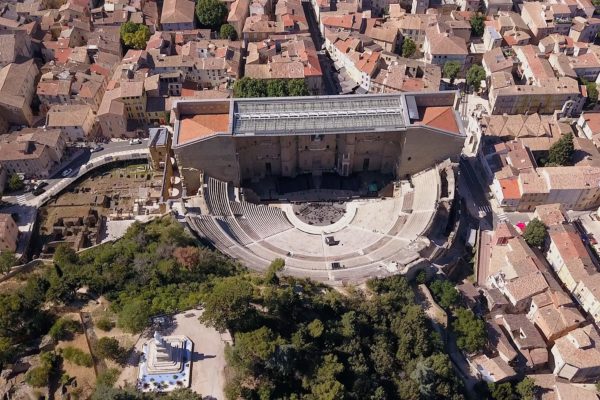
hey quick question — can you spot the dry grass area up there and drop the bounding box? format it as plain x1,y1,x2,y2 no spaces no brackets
54,313,96,400
0,268,46,292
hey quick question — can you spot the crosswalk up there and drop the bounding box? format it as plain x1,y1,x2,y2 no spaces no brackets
16,194,30,205
496,212,508,222
478,205,492,213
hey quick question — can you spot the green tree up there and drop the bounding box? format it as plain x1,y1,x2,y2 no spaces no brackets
0,251,17,274
196,0,228,30
410,359,435,398
402,37,416,58
488,382,515,400
48,317,81,341
7,173,24,192
95,337,123,361
118,298,152,333
26,352,60,388
265,258,285,284
516,377,538,400
470,13,485,36
227,327,279,372
307,319,325,338
523,218,547,248
443,61,461,84
586,81,598,106
310,354,345,400
452,307,486,354
199,276,255,332
548,132,574,166
429,279,459,309
220,23,237,40
286,79,310,96
466,65,486,92
119,22,150,50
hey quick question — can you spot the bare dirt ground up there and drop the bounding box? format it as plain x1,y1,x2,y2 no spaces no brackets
117,309,227,399
53,313,96,400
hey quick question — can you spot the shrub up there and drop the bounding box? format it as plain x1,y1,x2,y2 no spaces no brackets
95,337,122,361
26,352,60,388
49,318,81,341
96,368,120,387
62,346,93,367
96,317,114,332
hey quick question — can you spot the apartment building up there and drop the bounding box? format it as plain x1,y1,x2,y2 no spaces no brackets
0,129,67,178
423,30,468,66
46,104,97,142
160,0,195,31
0,60,39,127
0,213,18,253
551,325,600,382
488,72,585,115
245,36,323,94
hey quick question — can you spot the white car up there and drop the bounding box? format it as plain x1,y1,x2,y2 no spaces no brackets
129,138,142,145
61,168,73,177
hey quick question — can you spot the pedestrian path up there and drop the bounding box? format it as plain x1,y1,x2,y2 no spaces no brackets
16,194,31,205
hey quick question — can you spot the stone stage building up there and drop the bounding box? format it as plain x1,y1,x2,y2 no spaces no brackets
171,92,466,195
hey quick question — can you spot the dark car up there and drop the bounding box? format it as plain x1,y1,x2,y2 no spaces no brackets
325,236,340,246
33,187,46,196
36,181,48,190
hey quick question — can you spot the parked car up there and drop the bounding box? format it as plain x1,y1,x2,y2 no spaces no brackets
61,168,73,177
129,138,142,145
325,236,340,246
32,187,46,196
90,145,104,153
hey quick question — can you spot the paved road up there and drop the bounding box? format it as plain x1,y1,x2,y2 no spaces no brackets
302,1,340,95
458,157,494,229
4,140,149,206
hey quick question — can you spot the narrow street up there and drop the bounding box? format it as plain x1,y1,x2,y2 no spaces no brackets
302,1,339,95
458,157,494,230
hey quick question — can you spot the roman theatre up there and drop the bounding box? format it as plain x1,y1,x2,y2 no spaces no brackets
171,92,467,283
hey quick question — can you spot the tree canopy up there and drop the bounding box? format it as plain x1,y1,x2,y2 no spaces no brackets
443,61,461,83
119,22,150,50
199,276,255,332
547,132,574,166
219,23,237,40
7,173,24,192
233,77,310,97
429,279,460,309
470,13,485,36
0,251,17,275
586,81,598,107
523,218,547,248
515,377,538,400
0,216,466,399
223,274,465,399
466,65,486,91
195,0,228,30
452,308,486,354
402,37,416,58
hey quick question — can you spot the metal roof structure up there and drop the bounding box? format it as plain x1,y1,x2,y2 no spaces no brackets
232,95,406,136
